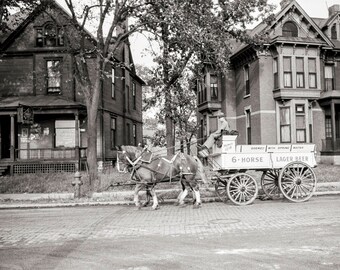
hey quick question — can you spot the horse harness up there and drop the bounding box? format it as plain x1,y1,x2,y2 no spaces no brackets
124,151,193,184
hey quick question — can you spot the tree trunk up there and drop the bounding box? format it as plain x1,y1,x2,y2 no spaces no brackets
86,104,98,189
186,138,191,155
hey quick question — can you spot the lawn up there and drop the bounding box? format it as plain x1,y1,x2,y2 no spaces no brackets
0,163,339,194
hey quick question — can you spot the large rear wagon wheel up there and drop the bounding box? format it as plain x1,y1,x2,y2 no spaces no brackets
261,170,282,199
214,175,229,203
227,173,258,206
278,161,317,203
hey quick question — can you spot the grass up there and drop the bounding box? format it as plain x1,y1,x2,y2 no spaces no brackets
0,163,339,195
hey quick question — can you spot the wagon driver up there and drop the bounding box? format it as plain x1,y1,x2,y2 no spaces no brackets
198,111,231,157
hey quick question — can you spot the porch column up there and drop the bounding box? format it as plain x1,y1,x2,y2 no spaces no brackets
331,101,336,150
10,114,15,161
75,113,80,170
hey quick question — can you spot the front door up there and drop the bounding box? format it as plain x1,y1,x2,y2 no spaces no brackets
0,116,11,159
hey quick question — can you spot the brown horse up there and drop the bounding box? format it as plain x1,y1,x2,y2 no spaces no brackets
116,145,207,210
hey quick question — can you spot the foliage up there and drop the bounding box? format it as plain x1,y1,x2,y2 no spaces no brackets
138,0,276,154
0,0,40,32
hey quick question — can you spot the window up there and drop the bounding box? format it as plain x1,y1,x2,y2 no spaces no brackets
282,21,298,37
210,75,218,99
55,120,75,148
246,109,251,144
209,117,218,134
280,107,291,143
283,57,292,88
126,123,131,144
295,105,306,143
331,24,337,40
197,80,202,104
132,82,136,109
296,58,304,88
36,23,64,47
111,118,116,149
308,58,317,88
273,58,278,88
46,60,61,93
125,85,130,111
133,124,137,146
244,65,250,95
325,116,332,138
203,75,207,102
111,68,115,99
325,65,334,91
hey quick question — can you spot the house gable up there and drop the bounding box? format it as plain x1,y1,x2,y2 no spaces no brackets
265,0,333,47
0,3,95,53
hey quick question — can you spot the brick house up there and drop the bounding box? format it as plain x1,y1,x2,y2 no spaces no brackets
0,2,144,175
197,0,340,164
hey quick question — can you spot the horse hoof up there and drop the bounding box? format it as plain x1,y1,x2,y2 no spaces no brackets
193,204,202,209
179,203,187,208
173,202,180,206
152,205,160,210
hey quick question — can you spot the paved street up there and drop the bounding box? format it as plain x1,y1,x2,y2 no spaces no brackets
0,196,340,269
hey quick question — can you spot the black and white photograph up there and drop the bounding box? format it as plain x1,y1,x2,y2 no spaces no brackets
0,0,340,269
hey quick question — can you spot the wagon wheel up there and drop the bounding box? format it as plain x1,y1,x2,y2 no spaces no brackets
278,161,317,203
214,175,229,203
261,170,282,199
227,173,258,206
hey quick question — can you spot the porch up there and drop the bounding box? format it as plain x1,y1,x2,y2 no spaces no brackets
0,96,88,175
0,147,87,175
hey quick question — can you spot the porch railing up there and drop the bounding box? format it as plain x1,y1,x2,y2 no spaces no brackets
321,138,340,152
15,147,87,160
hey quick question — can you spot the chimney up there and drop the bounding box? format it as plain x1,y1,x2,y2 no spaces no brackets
280,0,293,9
328,4,340,17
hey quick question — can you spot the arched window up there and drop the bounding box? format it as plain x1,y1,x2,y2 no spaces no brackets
282,21,298,37
36,22,64,47
44,23,57,46
331,24,337,40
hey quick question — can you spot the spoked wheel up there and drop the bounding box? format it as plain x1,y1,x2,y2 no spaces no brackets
214,175,229,203
279,161,317,203
261,170,282,199
227,173,258,206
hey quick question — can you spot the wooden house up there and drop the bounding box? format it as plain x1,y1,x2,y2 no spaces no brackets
0,2,144,175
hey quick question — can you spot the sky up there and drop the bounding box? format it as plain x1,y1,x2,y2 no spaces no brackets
130,0,339,67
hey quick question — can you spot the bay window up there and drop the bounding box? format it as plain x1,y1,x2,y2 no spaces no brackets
283,57,292,88
308,58,317,88
325,65,334,91
296,57,304,88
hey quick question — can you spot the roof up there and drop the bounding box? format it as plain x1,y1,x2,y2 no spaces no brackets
231,0,334,58
0,96,85,110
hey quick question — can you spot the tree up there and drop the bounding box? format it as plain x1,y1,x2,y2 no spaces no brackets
140,0,275,155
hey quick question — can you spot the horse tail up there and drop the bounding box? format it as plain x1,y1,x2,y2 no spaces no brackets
193,156,208,184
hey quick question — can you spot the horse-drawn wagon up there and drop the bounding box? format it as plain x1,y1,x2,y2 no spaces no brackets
116,135,317,209
208,135,317,206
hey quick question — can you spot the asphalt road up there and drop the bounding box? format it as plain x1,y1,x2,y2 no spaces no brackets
0,196,340,270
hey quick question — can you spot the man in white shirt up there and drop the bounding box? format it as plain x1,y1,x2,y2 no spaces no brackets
198,112,231,157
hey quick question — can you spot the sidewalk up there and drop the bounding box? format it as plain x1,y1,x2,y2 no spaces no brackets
0,182,339,209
